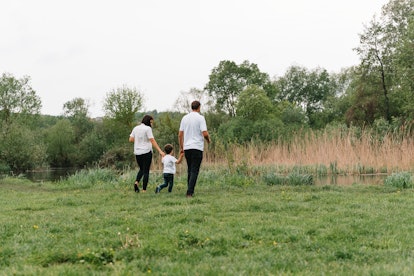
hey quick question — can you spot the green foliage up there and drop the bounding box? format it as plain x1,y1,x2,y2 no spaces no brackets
0,72,41,124
153,112,182,149
63,97,89,117
384,172,413,189
101,117,131,148
263,173,285,185
236,85,273,121
217,117,284,143
263,172,314,186
77,125,107,165
274,66,334,127
279,102,307,125
352,0,414,125
63,97,94,143
287,172,314,185
44,119,76,167
0,121,47,171
103,85,144,129
58,168,119,188
205,60,273,116
0,73,45,171
99,145,134,170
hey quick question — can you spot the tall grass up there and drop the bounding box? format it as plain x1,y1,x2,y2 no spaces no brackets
203,128,414,175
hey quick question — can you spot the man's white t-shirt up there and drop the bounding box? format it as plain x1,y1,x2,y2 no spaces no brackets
162,154,178,174
130,124,154,155
179,111,207,151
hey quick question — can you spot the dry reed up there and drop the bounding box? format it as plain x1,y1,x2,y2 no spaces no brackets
203,129,414,175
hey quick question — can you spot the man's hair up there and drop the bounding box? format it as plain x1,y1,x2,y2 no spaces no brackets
164,144,173,154
141,115,153,127
191,100,201,111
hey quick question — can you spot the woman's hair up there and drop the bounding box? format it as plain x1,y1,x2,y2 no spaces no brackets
141,115,153,127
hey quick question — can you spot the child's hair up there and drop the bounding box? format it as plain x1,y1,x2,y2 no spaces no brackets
164,144,173,154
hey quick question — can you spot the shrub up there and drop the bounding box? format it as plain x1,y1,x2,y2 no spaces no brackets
99,146,134,170
58,168,118,188
384,172,413,189
263,173,285,186
287,172,314,186
263,172,314,186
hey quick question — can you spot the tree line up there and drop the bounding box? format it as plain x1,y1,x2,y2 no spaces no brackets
0,0,413,172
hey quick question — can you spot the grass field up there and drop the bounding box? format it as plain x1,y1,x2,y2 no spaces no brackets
1,169,414,275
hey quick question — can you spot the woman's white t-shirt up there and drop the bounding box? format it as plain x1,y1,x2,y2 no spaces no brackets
130,124,154,155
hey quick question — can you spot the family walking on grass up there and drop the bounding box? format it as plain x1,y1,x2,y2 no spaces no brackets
129,100,211,197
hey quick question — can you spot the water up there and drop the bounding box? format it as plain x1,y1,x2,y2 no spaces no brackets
22,168,388,185
316,174,387,186
24,168,78,182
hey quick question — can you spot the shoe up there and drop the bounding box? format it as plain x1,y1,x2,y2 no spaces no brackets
134,183,139,193
186,194,193,198
142,190,146,193
155,186,160,193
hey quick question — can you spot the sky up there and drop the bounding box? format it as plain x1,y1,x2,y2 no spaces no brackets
1,0,389,117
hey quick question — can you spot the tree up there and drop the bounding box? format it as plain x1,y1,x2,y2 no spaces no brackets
0,73,45,171
274,66,334,128
63,98,93,143
205,60,273,117
45,119,76,167
354,0,414,123
0,73,41,125
236,85,273,121
103,85,144,129
63,97,89,118
0,121,47,171
173,88,212,113
355,18,393,122
389,0,414,119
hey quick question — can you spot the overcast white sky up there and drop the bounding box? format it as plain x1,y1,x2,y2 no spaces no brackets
1,0,388,117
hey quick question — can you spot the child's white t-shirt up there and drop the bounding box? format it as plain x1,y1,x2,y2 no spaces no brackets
162,154,178,174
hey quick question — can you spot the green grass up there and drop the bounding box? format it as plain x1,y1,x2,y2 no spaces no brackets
1,170,414,275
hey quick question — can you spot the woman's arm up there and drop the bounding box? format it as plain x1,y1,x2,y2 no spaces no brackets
150,138,165,157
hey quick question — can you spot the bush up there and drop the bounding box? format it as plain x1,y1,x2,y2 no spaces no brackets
99,146,134,170
288,172,314,186
384,172,413,189
263,173,285,186
263,172,314,186
58,168,119,188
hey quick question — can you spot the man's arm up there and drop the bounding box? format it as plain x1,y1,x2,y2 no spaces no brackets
203,130,210,143
178,130,184,153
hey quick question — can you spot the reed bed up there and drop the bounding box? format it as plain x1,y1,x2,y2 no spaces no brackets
203,128,414,175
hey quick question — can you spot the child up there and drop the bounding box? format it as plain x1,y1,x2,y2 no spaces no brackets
155,144,184,193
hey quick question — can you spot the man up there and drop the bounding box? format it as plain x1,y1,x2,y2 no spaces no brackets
179,100,211,197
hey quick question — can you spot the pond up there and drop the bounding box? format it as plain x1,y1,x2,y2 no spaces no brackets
21,168,388,185
316,174,387,186
23,168,79,182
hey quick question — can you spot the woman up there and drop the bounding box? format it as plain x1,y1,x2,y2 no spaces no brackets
129,115,165,192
